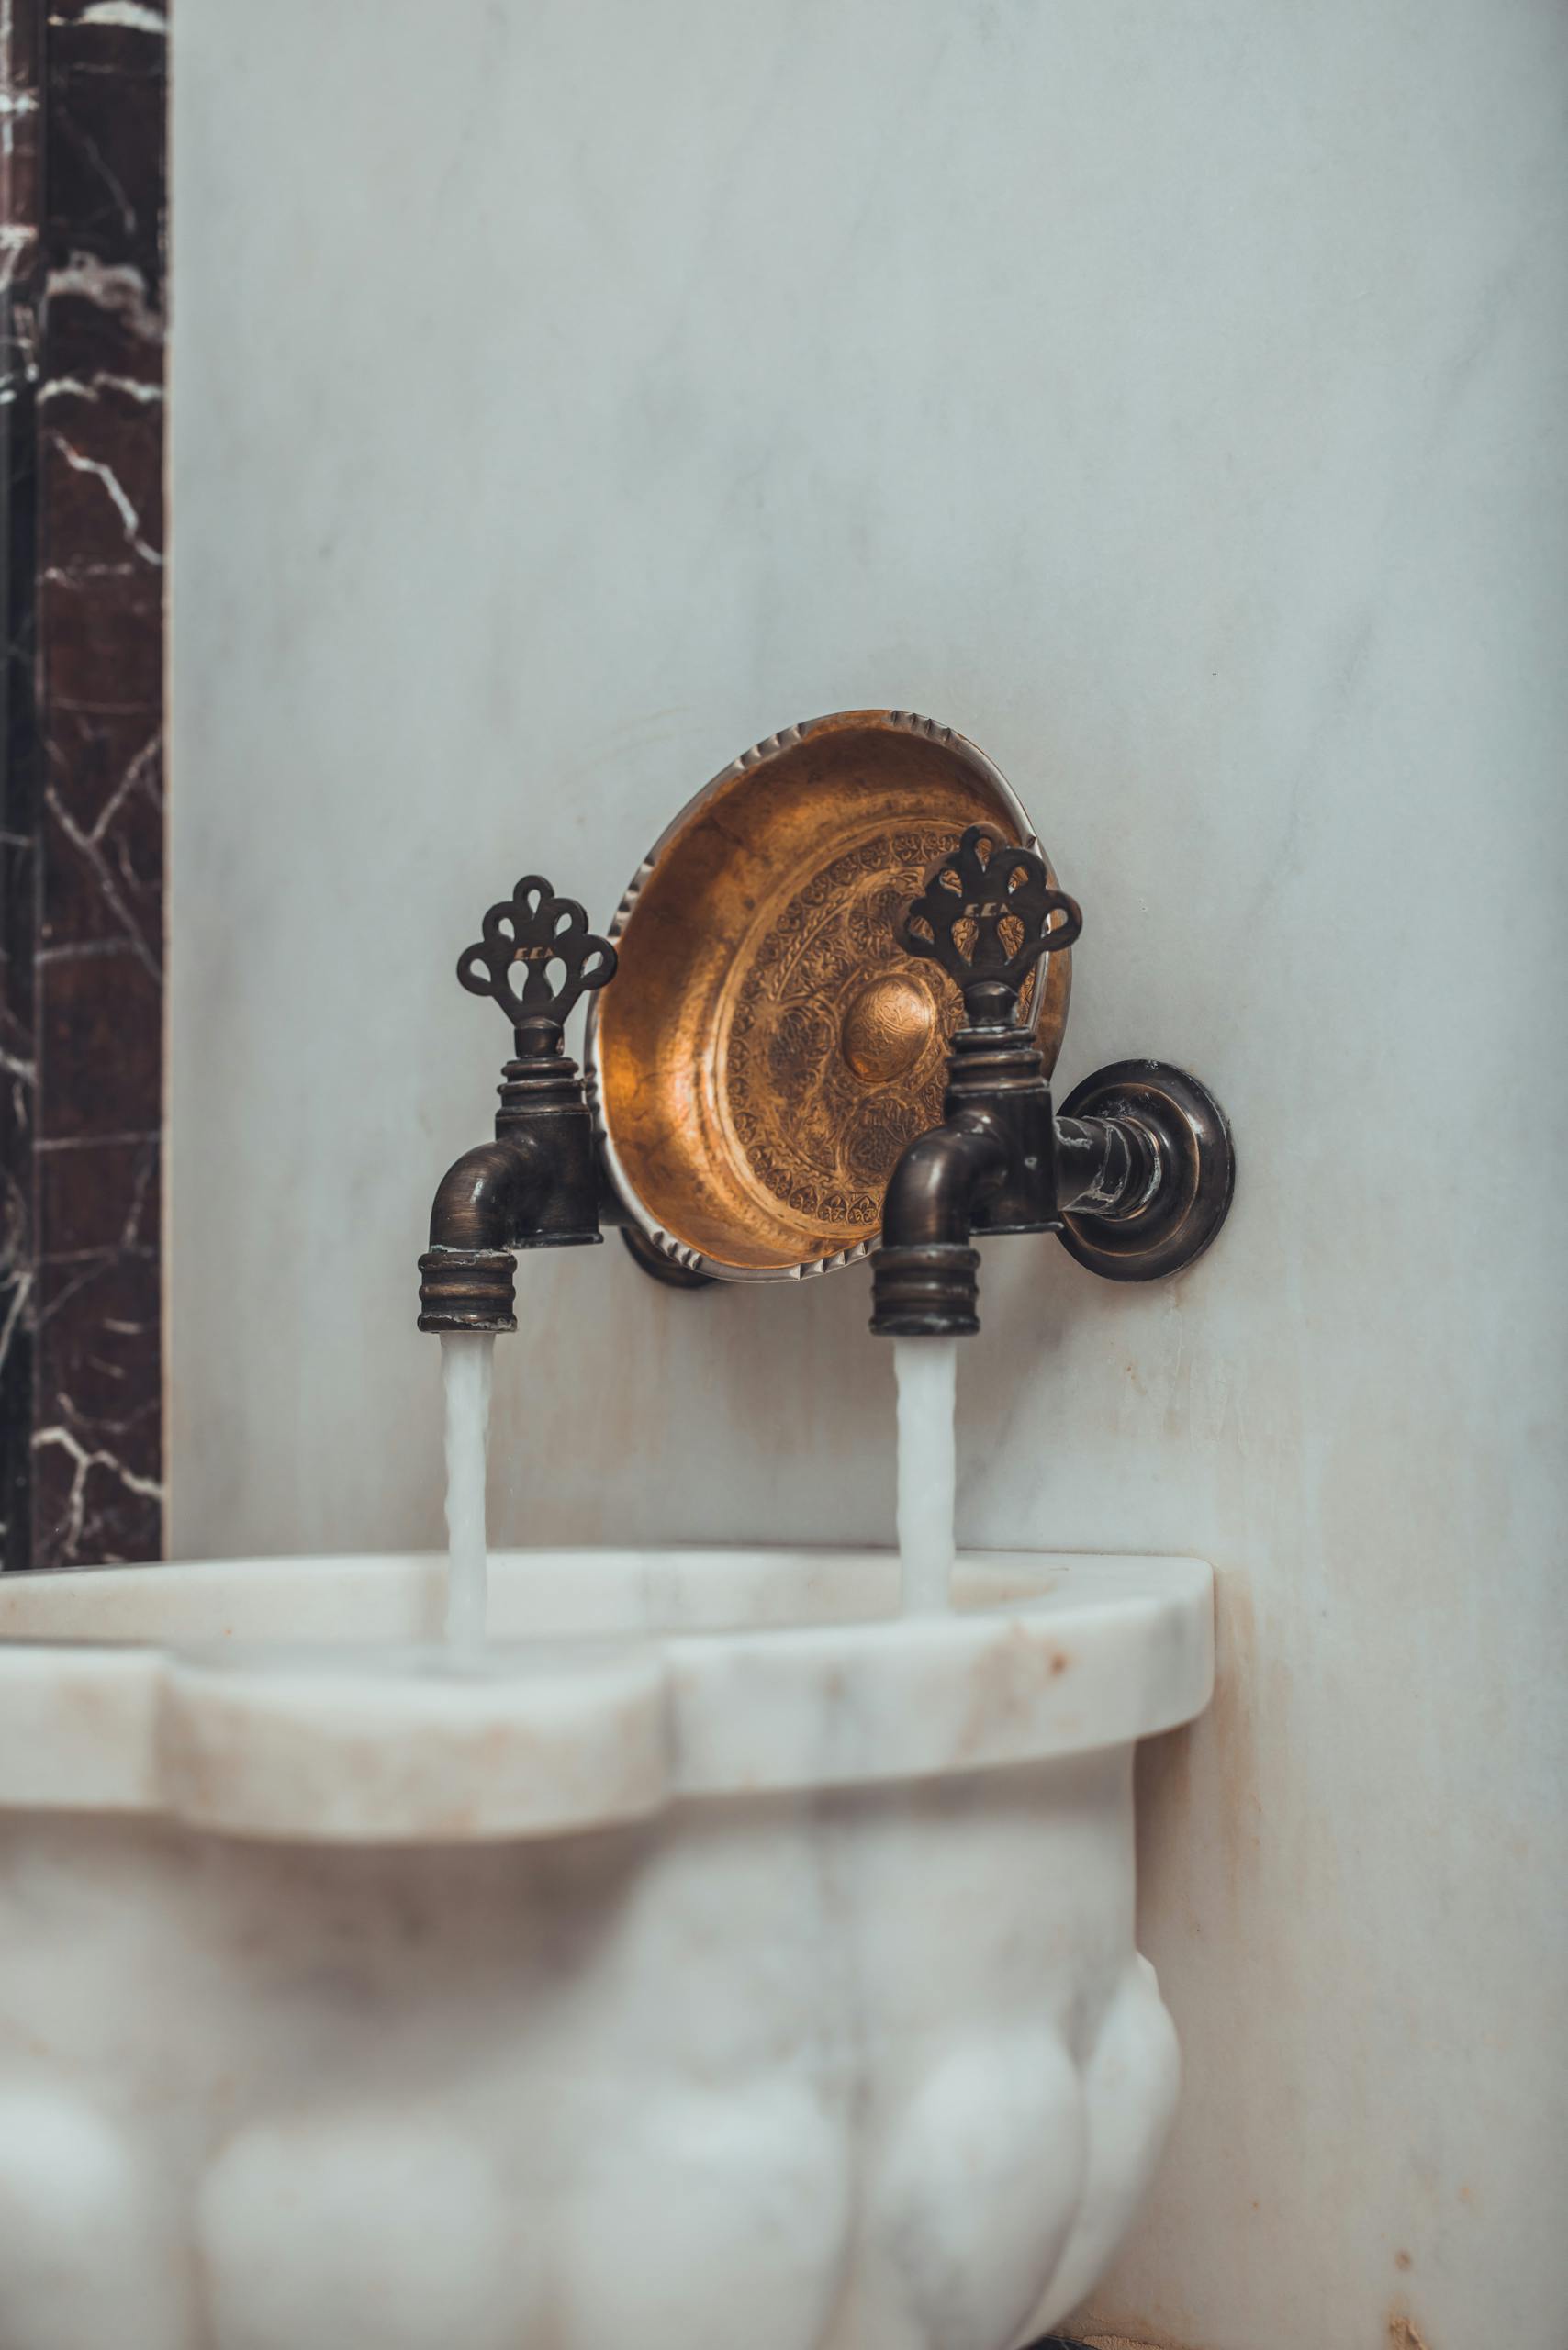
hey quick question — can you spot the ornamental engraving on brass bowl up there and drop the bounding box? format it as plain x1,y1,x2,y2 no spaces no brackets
840,974,935,1082
722,828,968,1232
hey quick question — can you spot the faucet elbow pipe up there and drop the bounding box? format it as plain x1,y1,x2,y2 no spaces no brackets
427,1135,549,1257
869,1113,1010,1337
879,1116,1010,1251
418,1134,548,1335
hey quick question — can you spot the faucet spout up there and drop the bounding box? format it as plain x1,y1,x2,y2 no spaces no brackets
869,1114,1010,1336
418,1135,548,1334
428,1135,549,1253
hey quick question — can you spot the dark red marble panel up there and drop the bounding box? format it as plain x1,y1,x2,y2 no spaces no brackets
0,0,45,1570
0,0,166,1570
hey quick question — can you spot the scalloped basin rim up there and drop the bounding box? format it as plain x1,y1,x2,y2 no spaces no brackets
0,1549,1214,1843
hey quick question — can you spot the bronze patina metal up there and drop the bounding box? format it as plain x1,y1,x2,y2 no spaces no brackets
587,710,1069,1282
416,877,617,1334
416,711,1234,1341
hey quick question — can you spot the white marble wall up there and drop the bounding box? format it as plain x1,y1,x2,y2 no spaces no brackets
169,3,1568,2344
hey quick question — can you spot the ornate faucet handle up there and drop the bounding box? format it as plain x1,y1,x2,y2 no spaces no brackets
897,825,1081,1027
456,875,617,1044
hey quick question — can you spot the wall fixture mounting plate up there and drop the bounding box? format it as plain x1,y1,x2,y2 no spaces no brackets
1057,1061,1236,1282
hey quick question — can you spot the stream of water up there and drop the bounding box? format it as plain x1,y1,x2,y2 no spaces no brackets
441,1332,495,1651
439,1328,959,1640
893,1336,958,1613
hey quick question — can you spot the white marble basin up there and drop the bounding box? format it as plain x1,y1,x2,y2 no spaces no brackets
0,1547,1211,2350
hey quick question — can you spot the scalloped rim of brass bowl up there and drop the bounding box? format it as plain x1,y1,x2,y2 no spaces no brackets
586,709,1070,1282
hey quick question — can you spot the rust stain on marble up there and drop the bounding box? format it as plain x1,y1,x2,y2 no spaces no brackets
954,1618,1070,1755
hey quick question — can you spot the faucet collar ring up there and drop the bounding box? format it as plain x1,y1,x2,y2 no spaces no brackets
1056,1061,1236,1283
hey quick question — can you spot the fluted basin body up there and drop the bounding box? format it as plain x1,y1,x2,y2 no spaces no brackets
0,1548,1211,2350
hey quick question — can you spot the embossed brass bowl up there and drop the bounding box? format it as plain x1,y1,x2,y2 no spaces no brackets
588,710,1070,1281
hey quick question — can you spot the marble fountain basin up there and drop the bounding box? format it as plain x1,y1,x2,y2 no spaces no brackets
0,1546,1211,2350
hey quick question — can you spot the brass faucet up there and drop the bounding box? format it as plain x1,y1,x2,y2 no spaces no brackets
869,826,1234,1336
416,877,618,1334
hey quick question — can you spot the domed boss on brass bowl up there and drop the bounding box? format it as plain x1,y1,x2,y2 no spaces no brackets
586,710,1071,1282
